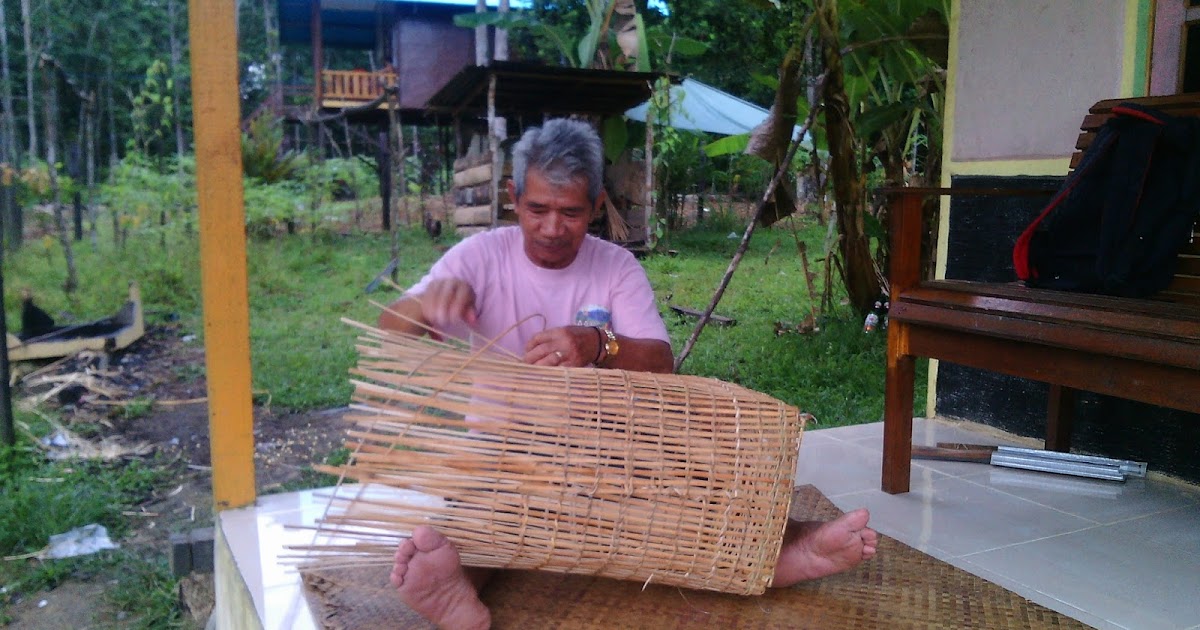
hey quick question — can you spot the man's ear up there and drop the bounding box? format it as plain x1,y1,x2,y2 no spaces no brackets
592,189,608,221
506,179,517,203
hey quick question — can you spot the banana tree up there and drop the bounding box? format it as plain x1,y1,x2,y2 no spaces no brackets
709,0,947,315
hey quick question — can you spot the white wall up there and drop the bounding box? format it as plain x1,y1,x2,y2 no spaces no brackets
951,0,1127,161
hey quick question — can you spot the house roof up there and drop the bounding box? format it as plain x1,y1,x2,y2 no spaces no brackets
425,61,677,118
278,0,507,49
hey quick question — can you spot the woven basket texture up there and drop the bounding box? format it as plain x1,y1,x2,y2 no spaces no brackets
306,323,804,596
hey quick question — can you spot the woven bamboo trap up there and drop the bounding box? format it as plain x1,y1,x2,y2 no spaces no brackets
297,320,805,596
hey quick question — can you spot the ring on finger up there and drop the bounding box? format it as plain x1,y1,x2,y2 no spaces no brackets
554,350,564,361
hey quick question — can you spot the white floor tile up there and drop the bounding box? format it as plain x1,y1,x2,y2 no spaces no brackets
976,467,1200,524
840,476,1095,557
963,504,1200,630
948,559,1120,630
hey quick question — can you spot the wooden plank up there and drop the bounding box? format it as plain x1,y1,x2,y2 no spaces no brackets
453,163,493,188
905,325,1200,414
668,305,736,326
188,0,256,511
453,204,492,226
455,225,490,238
905,280,1200,324
891,301,1200,370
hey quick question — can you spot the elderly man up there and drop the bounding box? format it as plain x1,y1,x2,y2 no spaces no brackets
382,119,877,630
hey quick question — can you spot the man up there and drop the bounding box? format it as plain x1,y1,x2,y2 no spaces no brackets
382,119,877,630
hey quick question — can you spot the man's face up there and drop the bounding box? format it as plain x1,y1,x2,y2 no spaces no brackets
511,168,603,269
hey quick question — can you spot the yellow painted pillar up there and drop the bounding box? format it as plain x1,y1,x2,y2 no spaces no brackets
188,0,256,510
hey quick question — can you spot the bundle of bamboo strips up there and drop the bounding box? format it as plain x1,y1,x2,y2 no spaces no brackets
298,321,805,596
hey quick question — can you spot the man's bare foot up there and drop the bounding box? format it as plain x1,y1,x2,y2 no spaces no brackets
390,526,491,630
771,509,879,587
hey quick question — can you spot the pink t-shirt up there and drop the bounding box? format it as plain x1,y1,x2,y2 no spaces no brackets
407,226,670,358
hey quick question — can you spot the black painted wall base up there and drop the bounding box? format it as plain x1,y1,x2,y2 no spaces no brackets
934,176,1200,483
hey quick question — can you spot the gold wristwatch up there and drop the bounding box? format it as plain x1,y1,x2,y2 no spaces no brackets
601,327,619,363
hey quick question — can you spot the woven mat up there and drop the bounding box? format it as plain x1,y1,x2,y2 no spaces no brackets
300,485,1092,629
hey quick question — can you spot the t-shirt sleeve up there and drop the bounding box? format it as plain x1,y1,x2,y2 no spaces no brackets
609,253,671,345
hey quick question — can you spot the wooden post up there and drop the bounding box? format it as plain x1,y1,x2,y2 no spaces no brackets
644,118,653,244
474,0,487,66
188,0,256,511
378,131,392,231
881,189,922,494
311,0,323,103
1045,385,1078,452
488,73,499,227
0,242,14,447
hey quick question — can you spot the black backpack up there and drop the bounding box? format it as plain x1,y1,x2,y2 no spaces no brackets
1013,103,1200,297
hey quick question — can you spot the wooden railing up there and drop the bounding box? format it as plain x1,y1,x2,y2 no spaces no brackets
320,69,397,102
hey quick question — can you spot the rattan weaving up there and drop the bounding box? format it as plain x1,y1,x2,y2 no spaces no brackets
298,321,804,596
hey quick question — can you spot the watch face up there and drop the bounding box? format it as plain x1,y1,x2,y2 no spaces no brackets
604,328,619,356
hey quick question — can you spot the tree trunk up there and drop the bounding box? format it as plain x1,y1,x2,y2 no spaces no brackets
263,0,283,103
106,65,118,168
816,0,880,315
0,0,18,161
42,64,77,294
0,0,18,249
168,0,186,158
20,0,36,158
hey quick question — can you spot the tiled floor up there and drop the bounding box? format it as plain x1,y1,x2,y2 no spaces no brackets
220,418,1200,629
805,418,1200,630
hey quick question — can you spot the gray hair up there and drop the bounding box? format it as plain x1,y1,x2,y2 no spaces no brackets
511,118,605,205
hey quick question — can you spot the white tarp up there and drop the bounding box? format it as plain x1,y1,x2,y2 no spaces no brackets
626,78,790,137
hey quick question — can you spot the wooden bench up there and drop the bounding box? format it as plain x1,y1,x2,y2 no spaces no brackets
881,93,1200,494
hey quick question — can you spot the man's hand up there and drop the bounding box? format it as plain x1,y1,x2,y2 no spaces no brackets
524,326,600,367
416,279,478,329
378,278,477,336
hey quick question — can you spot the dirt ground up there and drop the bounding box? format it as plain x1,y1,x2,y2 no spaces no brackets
6,326,355,628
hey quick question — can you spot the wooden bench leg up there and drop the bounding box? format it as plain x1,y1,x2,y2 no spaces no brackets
1046,384,1078,452
883,332,915,494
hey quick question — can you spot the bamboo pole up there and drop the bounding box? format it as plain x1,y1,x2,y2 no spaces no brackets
188,0,256,510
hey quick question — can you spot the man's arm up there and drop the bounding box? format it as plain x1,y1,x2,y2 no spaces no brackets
600,334,674,374
377,296,428,335
524,326,674,373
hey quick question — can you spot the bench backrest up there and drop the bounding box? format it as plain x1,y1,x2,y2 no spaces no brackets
1070,93,1200,304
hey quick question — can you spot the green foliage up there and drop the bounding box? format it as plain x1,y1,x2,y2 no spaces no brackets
318,157,380,201
0,455,168,556
463,2,705,71
242,115,308,184
245,228,445,409
129,60,177,157
122,397,156,420
644,218,927,425
99,153,196,244
244,178,305,237
100,551,187,629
